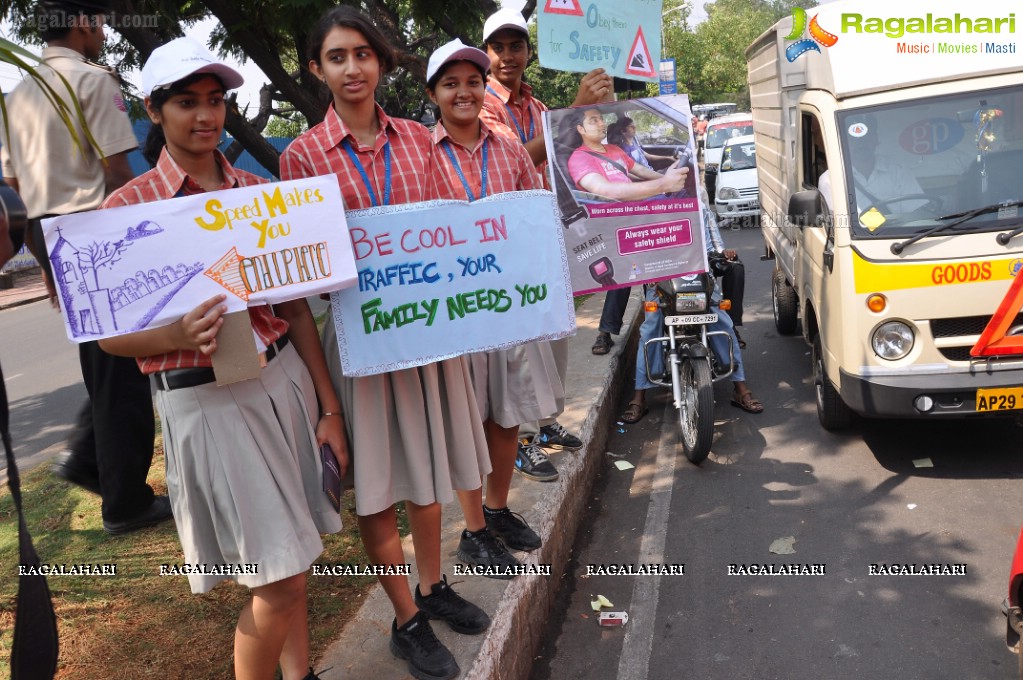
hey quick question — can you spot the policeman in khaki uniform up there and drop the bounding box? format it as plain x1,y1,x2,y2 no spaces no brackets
1,0,170,534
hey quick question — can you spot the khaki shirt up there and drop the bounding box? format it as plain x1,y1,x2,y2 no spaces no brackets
1,46,137,218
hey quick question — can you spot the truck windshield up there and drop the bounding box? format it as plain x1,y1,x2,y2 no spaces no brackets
837,84,1023,239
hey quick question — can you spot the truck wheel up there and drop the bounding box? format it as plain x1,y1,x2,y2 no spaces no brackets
812,334,853,431
772,269,798,335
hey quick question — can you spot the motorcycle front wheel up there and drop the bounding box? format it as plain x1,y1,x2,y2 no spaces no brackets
678,353,714,464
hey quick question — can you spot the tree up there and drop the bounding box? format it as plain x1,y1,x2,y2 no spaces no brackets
664,0,817,105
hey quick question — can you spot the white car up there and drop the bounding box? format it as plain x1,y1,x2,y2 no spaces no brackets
713,134,760,224
702,113,754,199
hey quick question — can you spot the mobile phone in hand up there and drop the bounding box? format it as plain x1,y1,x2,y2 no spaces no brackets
320,443,342,513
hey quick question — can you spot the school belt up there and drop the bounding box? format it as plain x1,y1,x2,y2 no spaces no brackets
152,335,290,391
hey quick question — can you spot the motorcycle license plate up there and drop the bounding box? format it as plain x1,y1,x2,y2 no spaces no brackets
665,313,718,326
976,387,1023,412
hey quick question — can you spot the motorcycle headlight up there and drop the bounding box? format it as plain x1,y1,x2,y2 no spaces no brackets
717,187,740,200
871,321,914,360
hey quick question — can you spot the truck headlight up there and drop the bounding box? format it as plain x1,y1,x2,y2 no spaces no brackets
871,321,914,360
718,187,739,200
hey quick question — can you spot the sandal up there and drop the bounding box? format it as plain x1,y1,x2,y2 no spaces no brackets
730,392,763,414
735,329,746,349
621,401,649,424
592,332,614,356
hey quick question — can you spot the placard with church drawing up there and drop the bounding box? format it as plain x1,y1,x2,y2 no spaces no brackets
42,176,357,343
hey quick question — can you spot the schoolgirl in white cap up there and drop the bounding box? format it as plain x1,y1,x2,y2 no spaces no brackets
99,37,343,680
423,39,563,572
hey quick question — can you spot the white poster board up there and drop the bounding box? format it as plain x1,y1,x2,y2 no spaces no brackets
332,191,576,376
42,176,357,342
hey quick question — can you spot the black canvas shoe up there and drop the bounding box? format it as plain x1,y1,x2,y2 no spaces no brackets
457,527,521,579
484,505,542,552
414,575,490,634
536,422,583,451
515,438,558,482
389,610,459,680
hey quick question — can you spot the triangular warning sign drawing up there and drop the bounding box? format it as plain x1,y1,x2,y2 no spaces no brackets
543,0,583,16
624,26,656,78
971,266,1023,356
204,246,251,301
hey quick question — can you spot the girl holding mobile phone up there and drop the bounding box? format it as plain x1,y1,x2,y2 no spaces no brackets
280,9,490,680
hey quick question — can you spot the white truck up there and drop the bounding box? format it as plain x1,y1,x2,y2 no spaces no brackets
746,0,1023,428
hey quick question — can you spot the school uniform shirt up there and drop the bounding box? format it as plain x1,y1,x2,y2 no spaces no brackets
280,103,490,516
481,76,549,190
279,102,431,208
103,148,287,374
1,46,138,219
426,119,540,201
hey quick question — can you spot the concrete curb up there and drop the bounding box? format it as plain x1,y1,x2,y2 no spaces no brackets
0,292,48,310
317,289,643,680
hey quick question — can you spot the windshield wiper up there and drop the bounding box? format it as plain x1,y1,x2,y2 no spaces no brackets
891,199,1023,254
997,225,1023,245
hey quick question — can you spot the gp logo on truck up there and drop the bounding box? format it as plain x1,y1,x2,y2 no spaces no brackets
784,7,839,62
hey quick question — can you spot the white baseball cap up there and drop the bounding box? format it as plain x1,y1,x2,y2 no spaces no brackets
482,8,529,42
141,37,244,97
427,39,491,84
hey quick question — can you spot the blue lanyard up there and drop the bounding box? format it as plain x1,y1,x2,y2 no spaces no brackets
341,138,391,206
487,85,534,144
441,138,489,202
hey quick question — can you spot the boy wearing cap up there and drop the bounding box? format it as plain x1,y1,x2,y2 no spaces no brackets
480,7,610,474
1,0,170,535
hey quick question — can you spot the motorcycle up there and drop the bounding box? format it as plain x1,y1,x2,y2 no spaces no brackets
642,262,735,464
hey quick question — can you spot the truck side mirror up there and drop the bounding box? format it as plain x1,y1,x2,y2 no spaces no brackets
788,189,824,227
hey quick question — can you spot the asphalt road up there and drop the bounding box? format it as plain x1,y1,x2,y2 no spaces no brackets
531,224,1023,680
0,299,86,476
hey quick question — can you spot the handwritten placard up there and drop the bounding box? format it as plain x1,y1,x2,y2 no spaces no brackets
542,94,709,294
332,191,576,377
42,176,357,343
537,0,663,81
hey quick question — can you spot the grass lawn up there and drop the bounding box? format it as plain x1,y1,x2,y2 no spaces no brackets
1,432,377,678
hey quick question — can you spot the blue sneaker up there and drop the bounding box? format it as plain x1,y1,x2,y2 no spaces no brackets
536,422,583,452
515,438,558,481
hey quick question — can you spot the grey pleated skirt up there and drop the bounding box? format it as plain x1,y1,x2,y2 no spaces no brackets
155,344,341,594
322,316,491,517
468,340,565,429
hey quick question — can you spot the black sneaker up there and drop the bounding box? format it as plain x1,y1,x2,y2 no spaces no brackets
515,438,558,482
50,450,101,495
390,610,459,680
484,505,541,552
415,574,490,634
102,495,173,535
536,422,583,452
457,527,521,579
